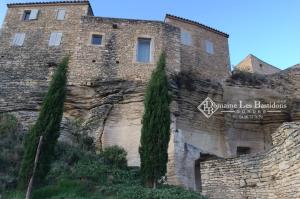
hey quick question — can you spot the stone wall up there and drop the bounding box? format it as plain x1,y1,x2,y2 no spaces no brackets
236,54,281,75
0,3,181,167
165,15,231,81
200,122,300,199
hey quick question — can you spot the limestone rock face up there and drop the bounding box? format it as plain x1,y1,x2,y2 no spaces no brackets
167,68,300,191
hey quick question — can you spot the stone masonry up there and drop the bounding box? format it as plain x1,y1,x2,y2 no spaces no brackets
1,1,300,198
200,122,300,199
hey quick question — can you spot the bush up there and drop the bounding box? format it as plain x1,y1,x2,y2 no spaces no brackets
0,113,23,192
115,185,207,199
101,145,127,169
172,71,196,91
229,70,267,85
0,113,18,136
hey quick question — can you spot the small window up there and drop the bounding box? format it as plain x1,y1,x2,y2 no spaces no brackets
137,38,151,63
91,34,102,45
259,64,263,68
49,32,62,46
205,40,214,54
56,9,66,20
237,146,251,156
23,9,39,21
23,10,31,21
181,30,191,45
11,33,25,46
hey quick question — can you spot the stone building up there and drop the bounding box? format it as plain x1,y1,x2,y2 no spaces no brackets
236,54,281,75
1,1,300,198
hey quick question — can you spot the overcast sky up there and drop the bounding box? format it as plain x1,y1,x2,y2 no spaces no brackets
1,0,299,69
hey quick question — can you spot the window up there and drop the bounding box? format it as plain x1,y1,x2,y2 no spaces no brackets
23,10,31,21
137,38,151,63
237,146,251,156
56,9,66,20
23,9,39,21
49,32,62,46
181,30,191,45
205,40,214,54
11,33,25,46
91,34,102,45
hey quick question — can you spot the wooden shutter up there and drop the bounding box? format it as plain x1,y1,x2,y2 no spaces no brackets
49,32,62,46
12,33,25,46
55,32,62,46
29,9,39,20
57,9,66,20
49,33,56,46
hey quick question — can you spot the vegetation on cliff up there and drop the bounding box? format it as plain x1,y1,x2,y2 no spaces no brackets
18,57,69,189
139,53,171,188
3,139,206,199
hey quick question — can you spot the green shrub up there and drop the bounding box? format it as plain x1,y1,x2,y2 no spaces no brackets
31,179,89,199
172,71,196,91
2,190,25,199
0,114,23,192
0,113,18,136
101,145,127,169
71,118,95,152
229,70,267,85
115,185,207,199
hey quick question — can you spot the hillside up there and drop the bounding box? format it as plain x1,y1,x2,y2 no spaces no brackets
0,114,206,199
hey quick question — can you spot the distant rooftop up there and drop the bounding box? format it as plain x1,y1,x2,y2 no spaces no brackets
165,14,229,38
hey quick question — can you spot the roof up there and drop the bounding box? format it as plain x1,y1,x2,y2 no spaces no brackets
165,14,229,38
7,0,91,7
236,54,281,74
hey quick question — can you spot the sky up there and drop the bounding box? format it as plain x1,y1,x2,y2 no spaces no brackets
0,0,299,69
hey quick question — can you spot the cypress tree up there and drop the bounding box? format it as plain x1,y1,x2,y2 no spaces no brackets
139,53,171,188
18,57,69,189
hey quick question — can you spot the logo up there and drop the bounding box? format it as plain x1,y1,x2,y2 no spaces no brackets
197,97,287,120
197,97,219,118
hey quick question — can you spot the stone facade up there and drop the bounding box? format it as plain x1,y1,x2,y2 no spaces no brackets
236,54,281,75
0,0,229,167
1,1,300,198
200,122,300,199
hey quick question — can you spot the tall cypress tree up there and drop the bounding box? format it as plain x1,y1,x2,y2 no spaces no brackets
139,53,171,188
18,57,69,189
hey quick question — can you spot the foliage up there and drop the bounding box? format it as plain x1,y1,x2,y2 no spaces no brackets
172,71,196,91
0,113,23,192
4,143,206,199
139,53,171,187
228,69,267,85
71,118,96,152
115,185,208,199
18,57,69,189
102,145,127,169
0,113,18,135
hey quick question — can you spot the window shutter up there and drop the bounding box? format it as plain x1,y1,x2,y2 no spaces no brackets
49,32,62,46
57,9,66,20
181,30,191,45
49,33,56,46
18,33,25,46
12,33,25,46
205,40,214,54
55,32,62,46
29,9,39,20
